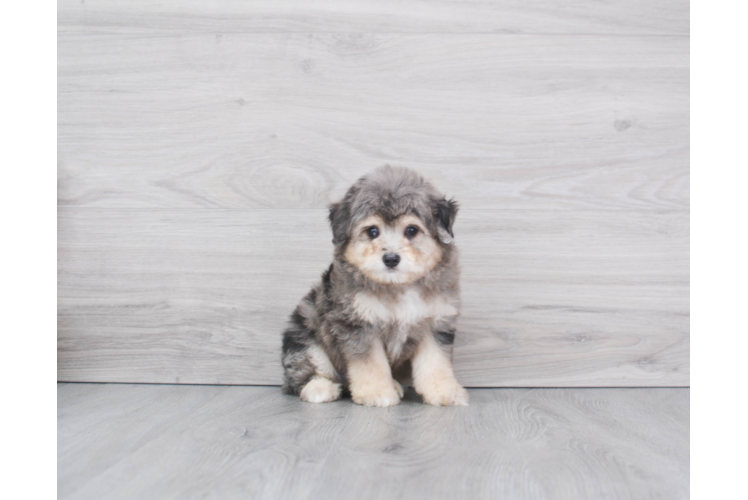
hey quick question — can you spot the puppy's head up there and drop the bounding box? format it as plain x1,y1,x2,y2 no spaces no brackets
329,165,458,285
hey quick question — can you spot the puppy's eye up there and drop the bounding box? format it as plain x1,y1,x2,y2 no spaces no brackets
404,226,419,238
366,226,379,239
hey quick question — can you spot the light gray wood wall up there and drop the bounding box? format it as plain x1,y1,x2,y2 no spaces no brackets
57,0,689,386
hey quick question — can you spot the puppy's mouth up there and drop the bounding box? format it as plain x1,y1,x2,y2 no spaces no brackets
364,266,415,286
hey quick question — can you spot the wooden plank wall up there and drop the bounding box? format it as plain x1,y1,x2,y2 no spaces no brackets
58,0,689,386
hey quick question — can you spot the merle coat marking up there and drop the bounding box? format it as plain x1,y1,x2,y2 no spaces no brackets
280,166,467,406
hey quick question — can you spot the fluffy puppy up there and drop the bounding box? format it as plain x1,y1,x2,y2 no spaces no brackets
281,165,467,407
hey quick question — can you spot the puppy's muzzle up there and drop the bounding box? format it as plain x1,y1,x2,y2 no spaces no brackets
383,253,401,269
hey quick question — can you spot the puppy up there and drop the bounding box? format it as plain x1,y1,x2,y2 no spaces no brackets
281,165,467,407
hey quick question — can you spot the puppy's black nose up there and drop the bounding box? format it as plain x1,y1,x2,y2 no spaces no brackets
383,253,400,268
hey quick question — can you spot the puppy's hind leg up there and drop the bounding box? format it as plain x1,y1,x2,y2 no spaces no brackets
299,344,342,404
282,305,341,403
282,342,343,403
300,376,342,403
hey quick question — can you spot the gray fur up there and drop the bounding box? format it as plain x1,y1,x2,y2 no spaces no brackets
281,165,461,398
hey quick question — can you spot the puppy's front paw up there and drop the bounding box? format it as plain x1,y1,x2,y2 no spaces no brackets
420,382,469,407
351,385,401,407
393,379,405,398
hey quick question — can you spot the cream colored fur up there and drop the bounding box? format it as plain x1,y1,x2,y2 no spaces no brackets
300,376,342,403
347,338,402,407
307,344,337,380
344,215,443,285
352,288,458,326
412,333,469,406
352,288,459,362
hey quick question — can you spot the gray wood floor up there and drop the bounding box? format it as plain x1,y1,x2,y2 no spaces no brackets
58,383,689,500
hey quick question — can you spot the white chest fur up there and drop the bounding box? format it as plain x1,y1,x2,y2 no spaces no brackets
352,288,458,326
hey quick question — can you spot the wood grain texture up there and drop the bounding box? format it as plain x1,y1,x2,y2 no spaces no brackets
58,208,689,386
58,0,689,35
58,33,689,210
58,1,690,388
58,384,690,500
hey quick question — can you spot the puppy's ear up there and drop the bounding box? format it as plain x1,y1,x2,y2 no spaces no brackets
434,197,458,245
328,201,351,245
